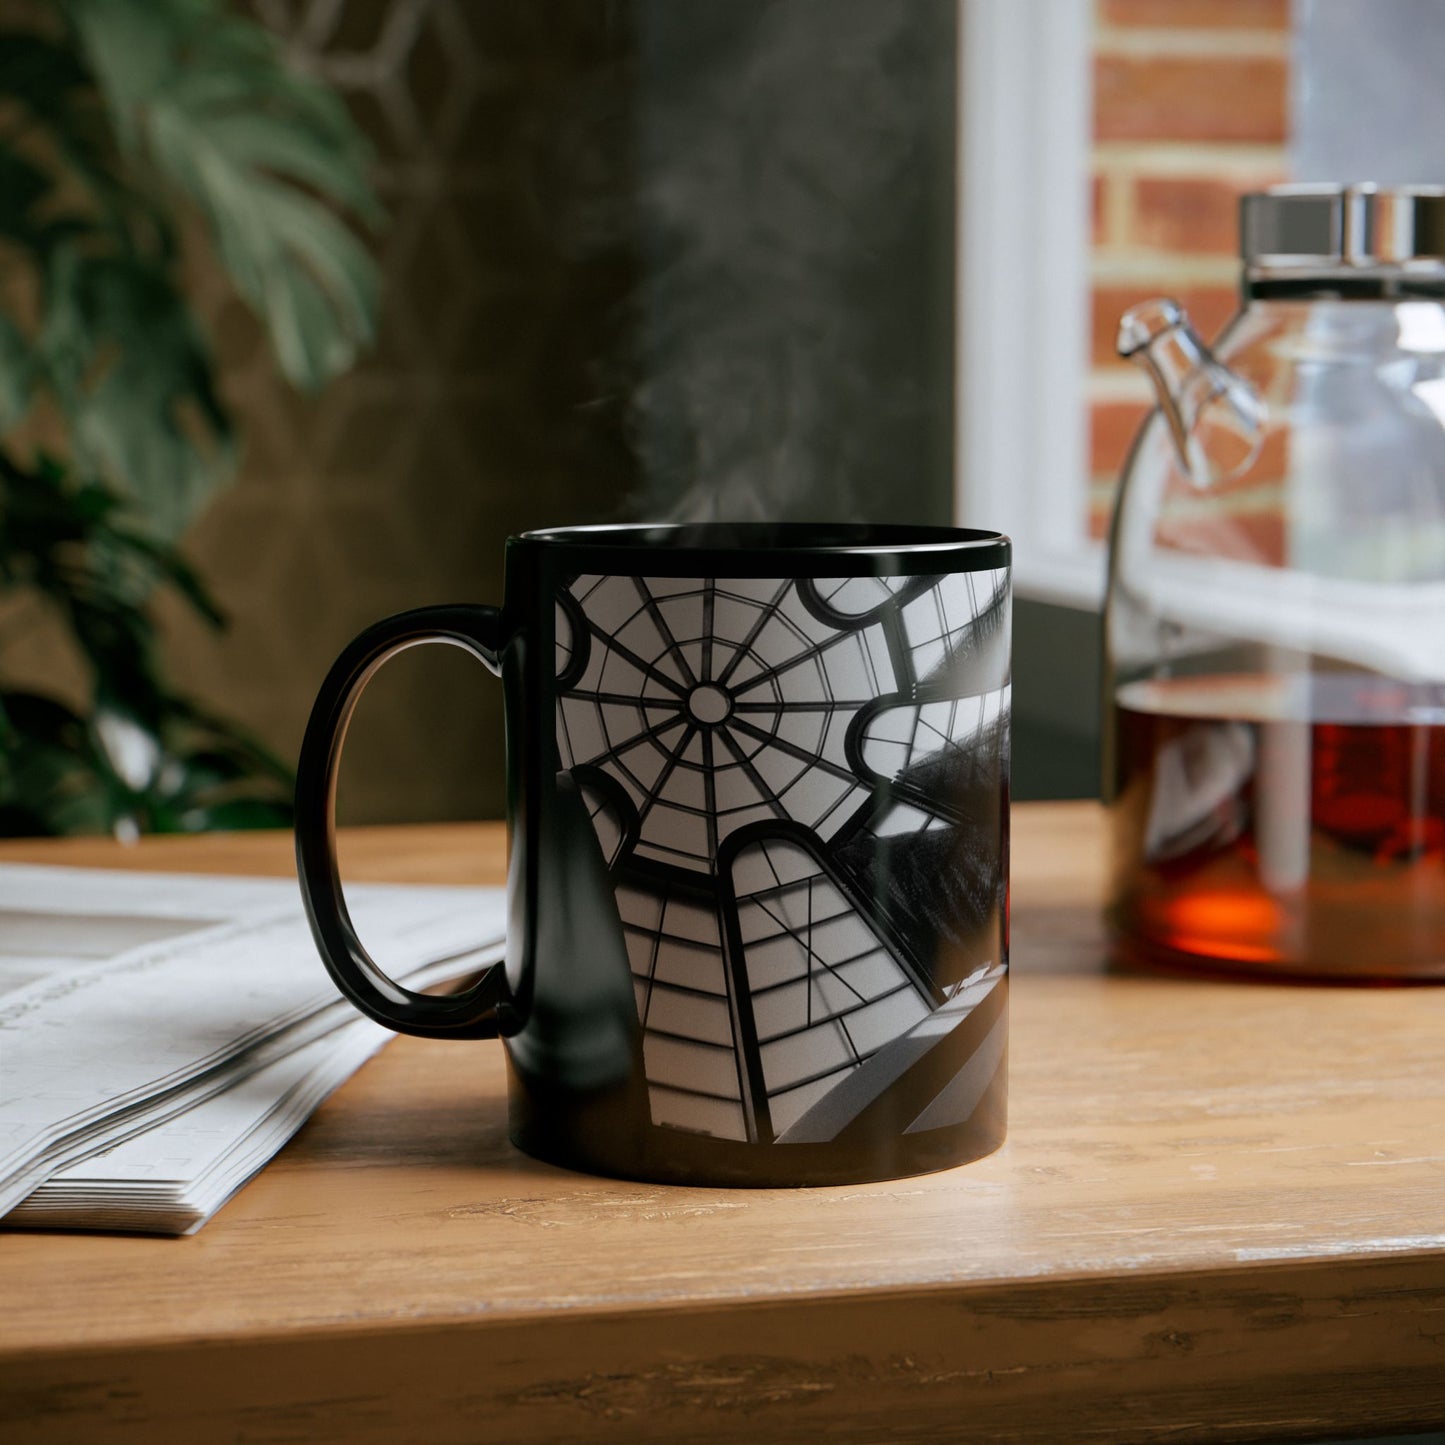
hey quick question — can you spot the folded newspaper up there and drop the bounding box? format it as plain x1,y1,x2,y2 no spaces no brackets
0,864,505,1235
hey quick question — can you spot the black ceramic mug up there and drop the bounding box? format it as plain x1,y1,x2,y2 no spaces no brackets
296,523,1011,1187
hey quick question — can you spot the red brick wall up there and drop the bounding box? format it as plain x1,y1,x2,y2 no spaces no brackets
1088,0,1290,539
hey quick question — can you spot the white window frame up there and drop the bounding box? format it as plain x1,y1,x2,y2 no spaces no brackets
955,0,1104,611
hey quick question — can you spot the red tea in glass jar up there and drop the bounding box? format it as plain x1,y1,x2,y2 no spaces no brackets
1110,674,1445,979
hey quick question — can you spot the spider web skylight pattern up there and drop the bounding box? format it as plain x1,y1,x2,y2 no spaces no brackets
858,686,1010,785
730,836,931,1137
555,598,576,680
556,575,892,872
803,574,929,621
555,569,1010,1144
899,567,1008,685
616,879,749,1142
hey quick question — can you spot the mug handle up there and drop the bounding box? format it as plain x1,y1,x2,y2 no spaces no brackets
295,605,512,1040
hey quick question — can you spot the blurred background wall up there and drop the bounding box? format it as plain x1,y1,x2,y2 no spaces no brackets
156,0,958,825
1293,0,1445,184
8,0,1445,837
13,0,1366,826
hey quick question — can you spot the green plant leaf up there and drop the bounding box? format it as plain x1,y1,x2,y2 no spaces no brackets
0,0,361,837
64,0,382,392
0,148,51,246
0,33,90,117
0,315,32,427
0,676,296,838
0,30,157,255
166,697,295,784
0,453,219,735
36,247,235,537
107,524,225,626
177,797,292,832
0,689,115,836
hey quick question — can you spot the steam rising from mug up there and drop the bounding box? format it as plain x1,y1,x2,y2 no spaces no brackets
554,1,954,524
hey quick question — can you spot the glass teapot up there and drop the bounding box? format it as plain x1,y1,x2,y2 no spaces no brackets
1105,184,1445,980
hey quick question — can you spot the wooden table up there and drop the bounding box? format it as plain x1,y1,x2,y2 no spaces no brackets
3,803,1444,1444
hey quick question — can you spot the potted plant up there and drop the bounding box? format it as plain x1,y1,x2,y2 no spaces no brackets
0,0,379,836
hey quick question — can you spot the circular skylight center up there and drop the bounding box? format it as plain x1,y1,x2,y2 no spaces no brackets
685,682,733,727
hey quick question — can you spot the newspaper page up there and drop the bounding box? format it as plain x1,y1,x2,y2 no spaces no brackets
0,865,506,1231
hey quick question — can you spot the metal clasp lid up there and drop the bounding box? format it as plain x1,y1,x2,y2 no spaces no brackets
1241,183,1445,272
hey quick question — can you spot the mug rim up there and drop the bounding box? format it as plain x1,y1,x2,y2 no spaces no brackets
515,522,1009,561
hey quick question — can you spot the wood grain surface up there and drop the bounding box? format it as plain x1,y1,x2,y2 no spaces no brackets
3,804,1444,1443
